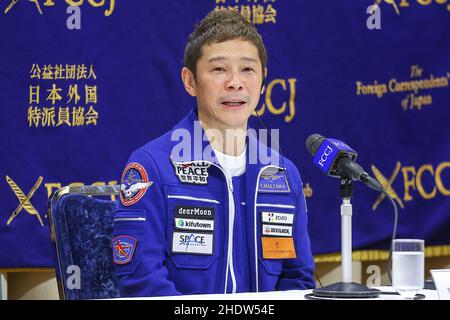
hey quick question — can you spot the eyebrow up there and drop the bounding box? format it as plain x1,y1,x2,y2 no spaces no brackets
208,56,259,64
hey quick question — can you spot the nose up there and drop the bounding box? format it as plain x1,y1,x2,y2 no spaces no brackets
226,71,244,91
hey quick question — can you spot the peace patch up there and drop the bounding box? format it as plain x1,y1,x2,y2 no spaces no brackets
120,162,153,206
112,235,138,264
172,161,211,185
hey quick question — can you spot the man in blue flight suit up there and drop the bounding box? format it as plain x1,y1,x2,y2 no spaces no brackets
112,9,315,297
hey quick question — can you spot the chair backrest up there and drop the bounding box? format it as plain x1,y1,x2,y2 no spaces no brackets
47,185,121,300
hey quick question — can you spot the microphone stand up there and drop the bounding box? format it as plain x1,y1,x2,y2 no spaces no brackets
311,177,381,298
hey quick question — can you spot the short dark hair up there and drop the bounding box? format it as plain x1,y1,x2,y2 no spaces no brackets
184,10,267,77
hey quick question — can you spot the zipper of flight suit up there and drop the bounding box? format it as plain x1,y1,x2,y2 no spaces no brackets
223,172,236,294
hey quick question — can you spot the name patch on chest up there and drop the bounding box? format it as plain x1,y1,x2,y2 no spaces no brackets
258,172,290,193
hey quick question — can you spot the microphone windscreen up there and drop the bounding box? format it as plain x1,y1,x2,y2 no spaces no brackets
306,134,325,156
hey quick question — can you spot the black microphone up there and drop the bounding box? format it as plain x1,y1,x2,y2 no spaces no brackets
306,134,384,192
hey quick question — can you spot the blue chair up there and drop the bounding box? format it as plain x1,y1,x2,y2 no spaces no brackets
47,185,121,300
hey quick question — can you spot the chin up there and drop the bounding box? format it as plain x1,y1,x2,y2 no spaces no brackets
219,114,250,129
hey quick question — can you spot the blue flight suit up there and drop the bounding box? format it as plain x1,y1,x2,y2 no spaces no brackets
112,108,315,296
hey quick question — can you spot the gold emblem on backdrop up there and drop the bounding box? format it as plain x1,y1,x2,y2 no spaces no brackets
6,176,44,227
371,161,450,211
3,0,115,16
371,162,404,210
4,177,118,226
374,0,450,14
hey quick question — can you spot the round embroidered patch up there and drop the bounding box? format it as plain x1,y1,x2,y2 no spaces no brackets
120,162,152,206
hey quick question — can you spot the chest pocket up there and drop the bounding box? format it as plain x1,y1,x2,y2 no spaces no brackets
165,186,225,269
256,193,298,276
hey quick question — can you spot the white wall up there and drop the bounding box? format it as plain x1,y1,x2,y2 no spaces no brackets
5,270,59,300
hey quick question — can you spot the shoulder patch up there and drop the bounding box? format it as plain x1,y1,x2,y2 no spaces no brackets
112,235,138,264
120,162,153,206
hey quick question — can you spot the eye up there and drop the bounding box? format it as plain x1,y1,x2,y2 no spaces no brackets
212,67,225,72
243,67,255,72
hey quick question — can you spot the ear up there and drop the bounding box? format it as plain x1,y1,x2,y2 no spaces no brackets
261,67,268,95
181,67,197,97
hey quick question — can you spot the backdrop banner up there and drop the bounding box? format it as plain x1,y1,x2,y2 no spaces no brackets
0,0,449,268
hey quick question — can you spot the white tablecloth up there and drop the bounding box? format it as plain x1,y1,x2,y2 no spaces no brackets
120,286,438,300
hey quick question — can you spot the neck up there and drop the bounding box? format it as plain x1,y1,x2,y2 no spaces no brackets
198,113,247,157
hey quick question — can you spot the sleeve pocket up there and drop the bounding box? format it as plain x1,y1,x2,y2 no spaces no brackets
112,210,146,275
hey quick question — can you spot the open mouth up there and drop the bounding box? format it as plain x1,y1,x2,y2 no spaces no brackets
221,100,247,108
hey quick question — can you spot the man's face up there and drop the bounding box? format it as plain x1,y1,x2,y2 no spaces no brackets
182,39,266,131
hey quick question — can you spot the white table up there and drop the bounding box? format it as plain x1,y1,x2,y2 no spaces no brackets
121,286,438,300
